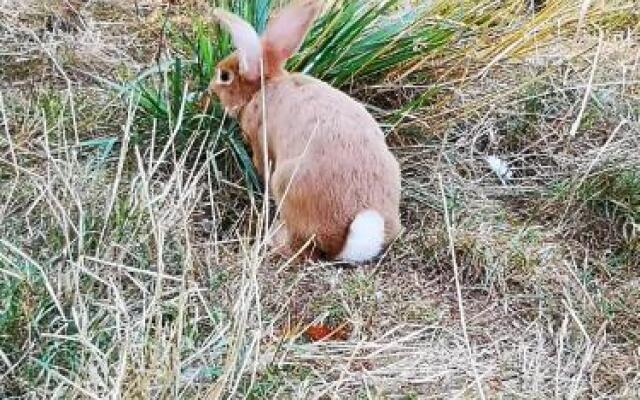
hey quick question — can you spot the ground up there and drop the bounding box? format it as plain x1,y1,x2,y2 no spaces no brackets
1,0,639,399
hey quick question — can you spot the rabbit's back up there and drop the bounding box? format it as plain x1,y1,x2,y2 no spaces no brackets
242,74,387,160
241,73,401,258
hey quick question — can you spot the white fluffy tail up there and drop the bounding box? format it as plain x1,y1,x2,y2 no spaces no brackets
338,210,385,263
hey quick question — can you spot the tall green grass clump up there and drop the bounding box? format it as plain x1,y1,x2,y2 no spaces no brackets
124,0,457,190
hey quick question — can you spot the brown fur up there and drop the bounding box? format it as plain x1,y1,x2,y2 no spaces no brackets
209,0,401,260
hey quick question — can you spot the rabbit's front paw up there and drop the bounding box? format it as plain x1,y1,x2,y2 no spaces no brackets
267,221,292,257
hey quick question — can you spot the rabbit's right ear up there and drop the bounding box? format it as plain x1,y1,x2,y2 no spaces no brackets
262,0,322,76
212,9,262,81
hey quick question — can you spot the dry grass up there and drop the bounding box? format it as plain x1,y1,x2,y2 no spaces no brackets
1,0,640,399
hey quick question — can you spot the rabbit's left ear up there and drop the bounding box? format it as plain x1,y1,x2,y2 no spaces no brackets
261,0,322,75
212,9,262,81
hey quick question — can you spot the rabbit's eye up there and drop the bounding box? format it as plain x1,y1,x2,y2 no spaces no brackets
217,68,233,85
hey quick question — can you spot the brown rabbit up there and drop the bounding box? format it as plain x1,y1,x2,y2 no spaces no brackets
208,0,401,262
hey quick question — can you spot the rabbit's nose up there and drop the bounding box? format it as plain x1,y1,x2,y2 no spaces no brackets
198,91,212,111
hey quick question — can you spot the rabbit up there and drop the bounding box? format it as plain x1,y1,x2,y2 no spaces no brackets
207,0,401,263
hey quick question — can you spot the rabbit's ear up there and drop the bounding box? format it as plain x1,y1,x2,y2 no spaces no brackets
262,0,321,74
212,9,262,81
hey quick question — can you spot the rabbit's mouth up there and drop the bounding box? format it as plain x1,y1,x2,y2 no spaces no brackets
224,105,242,118
198,87,243,118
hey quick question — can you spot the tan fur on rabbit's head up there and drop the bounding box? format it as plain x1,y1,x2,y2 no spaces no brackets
207,0,321,117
